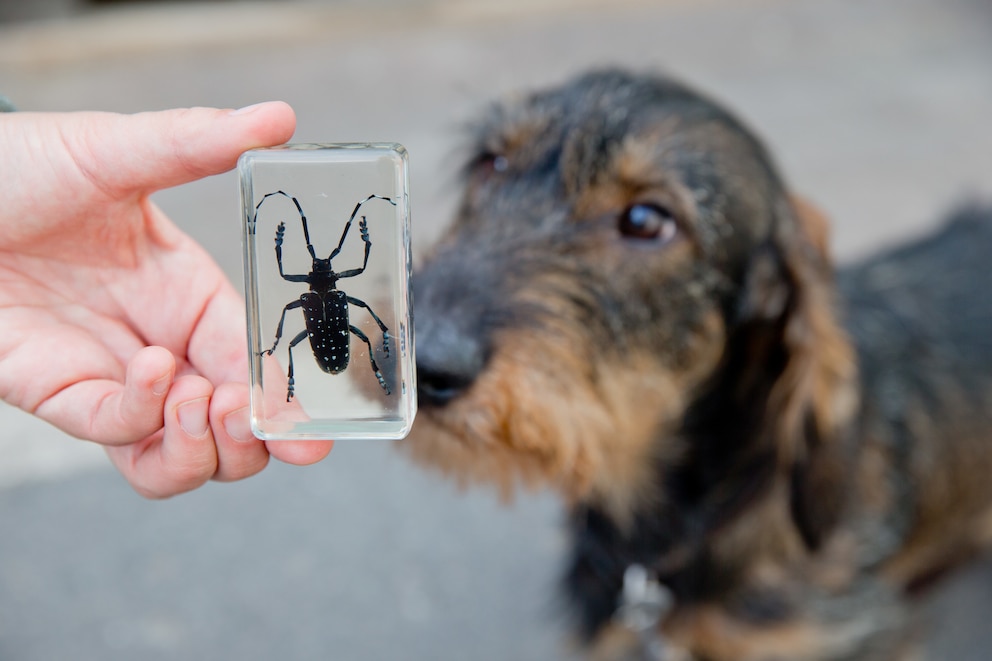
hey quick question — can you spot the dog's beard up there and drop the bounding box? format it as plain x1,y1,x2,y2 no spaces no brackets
404,316,719,524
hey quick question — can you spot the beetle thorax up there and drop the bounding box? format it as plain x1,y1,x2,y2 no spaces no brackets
309,259,339,290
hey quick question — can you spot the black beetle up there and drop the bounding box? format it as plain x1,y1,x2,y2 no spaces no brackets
254,190,394,402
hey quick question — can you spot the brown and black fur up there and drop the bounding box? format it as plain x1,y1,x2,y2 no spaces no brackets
406,68,992,660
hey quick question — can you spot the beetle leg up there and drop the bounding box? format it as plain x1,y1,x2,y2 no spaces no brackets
284,329,309,402
273,222,310,283
349,325,391,395
347,296,390,358
261,298,304,356
255,190,317,264
336,217,372,279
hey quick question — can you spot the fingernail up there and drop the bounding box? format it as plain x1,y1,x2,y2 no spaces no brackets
223,407,256,443
151,372,172,396
230,102,266,116
177,397,209,438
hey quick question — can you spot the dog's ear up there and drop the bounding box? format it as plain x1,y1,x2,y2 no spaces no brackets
770,196,854,435
731,195,856,549
789,196,832,263
770,196,858,549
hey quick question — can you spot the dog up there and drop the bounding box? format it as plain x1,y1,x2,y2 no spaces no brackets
405,68,992,660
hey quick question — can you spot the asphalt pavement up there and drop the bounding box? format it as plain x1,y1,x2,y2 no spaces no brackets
2,0,992,659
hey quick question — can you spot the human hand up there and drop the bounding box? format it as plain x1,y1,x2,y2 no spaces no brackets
0,103,333,497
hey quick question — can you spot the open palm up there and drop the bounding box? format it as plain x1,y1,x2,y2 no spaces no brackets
0,104,332,497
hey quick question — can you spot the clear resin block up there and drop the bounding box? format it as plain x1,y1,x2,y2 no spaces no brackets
239,144,415,440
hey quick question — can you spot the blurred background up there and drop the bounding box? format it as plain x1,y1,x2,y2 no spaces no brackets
2,0,992,659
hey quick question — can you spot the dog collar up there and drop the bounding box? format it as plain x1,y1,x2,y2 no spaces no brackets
615,564,677,661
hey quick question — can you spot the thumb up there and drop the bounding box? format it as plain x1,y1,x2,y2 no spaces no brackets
65,102,297,196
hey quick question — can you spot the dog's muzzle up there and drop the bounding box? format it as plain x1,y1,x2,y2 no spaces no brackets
412,267,490,408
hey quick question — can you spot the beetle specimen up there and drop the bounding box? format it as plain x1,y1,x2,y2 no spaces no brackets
254,190,394,402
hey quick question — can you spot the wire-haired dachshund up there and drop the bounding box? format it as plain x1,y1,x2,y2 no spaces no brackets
407,68,992,660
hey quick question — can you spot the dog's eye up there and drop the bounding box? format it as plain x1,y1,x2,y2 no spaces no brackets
472,152,509,176
618,203,677,242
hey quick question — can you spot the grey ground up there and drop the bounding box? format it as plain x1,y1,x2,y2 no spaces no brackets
2,0,992,659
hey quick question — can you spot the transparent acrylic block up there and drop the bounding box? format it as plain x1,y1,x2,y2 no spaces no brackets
239,144,416,440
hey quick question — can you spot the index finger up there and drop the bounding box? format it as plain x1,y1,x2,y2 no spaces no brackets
68,102,297,197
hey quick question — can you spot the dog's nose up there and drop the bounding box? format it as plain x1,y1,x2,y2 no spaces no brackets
415,319,485,407
413,249,495,407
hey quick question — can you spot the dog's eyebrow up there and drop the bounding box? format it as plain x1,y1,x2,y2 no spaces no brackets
464,99,559,160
